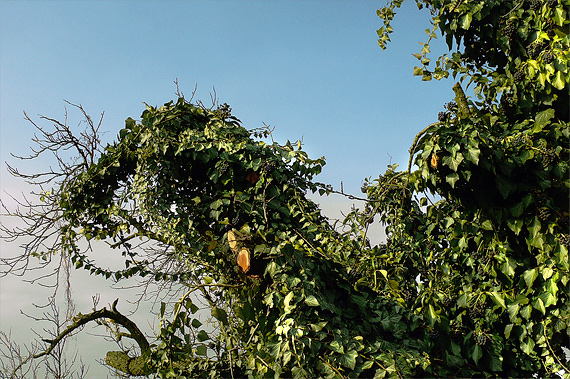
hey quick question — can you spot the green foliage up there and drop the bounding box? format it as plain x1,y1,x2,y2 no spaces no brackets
8,1,569,377
372,0,570,376
53,99,434,377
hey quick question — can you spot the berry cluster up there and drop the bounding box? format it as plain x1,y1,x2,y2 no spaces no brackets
438,111,449,122
360,182,369,194
216,103,232,117
543,51,555,64
547,0,558,7
468,303,485,319
475,332,489,346
442,295,454,307
401,288,415,304
538,208,552,221
445,101,457,112
542,148,557,167
261,160,278,175
218,161,230,175
500,96,515,118
502,20,518,40
513,70,526,83
429,329,440,340
526,41,548,59
529,0,543,11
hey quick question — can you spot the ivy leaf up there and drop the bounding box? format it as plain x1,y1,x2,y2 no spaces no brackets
443,152,464,172
495,176,515,199
304,295,320,307
504,324,514,339
329,340,344,354
284,291,295,312
520,305,532,320
490,291,506,309
340,350,358,370
532,298,546,315
460,12,472,29
501,257,517,277
446,173,460,188
523,268,538,288
211,307,228,325
465,146,480,165
197,330,209,342
534,109,555,129
195,345,208,356
489,354,503,372
552,71,565,90
472,344,483,365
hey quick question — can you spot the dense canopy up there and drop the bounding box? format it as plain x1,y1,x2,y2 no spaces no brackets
1,0,569,377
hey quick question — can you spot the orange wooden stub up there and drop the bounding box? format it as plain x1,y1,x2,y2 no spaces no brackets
245,170,260,184
430,153,439,169
237,247,251,274
228,230,238,252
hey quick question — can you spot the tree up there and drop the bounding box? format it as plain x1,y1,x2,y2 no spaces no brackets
1,0,568,378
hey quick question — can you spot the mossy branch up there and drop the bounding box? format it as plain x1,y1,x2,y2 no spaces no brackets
31,299,151,376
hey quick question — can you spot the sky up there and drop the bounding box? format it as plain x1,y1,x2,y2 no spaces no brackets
0,1,456,376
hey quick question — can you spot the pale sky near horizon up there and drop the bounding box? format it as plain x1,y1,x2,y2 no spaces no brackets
1,1,457,376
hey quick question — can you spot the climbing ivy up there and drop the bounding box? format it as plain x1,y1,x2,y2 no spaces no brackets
371,0,569,376
3,1,568,378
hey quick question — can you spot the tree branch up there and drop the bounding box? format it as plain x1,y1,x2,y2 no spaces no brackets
30,299,151,376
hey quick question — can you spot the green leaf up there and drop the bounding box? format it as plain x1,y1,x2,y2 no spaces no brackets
283,350,292,366
528,217,541,238
489,353,503,372
495,176,514,199
413,66,423,76
304,295,320,307
195,345,208,356
532,297,546,315
507,303,520,322
465,146,480,165
340,350,358,370
197,330,209,342
507,219,523,235
472,344,483,365
501,257,517,277
460,12,472,29
191,319,202,328
490,291,506,309
428,304,439,324
481,220,493,231
523,268,538,288
284,291,295,312
504,323,514,339
362,360,374,370
330,340,344,354
520,304,532,319
535,109,555,128
211,307,228,325
443,152,464,172
446,173,459,188
310,321,327,332
552,71,564,90
521,337,536,355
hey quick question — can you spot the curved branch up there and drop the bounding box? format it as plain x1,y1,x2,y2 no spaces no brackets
28,299,151,376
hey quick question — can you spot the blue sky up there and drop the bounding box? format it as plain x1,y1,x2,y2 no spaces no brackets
0,1,456,376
